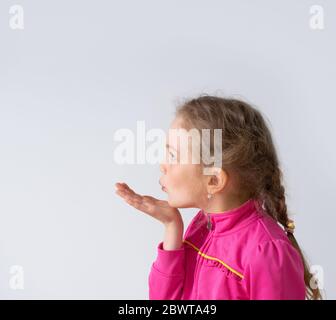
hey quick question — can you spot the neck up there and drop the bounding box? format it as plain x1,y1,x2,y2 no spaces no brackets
203,193,251,214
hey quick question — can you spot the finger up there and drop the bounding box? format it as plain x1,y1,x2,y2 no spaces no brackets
115,183,126,192
115,188,134,200
122,185,143,200
122,183,135,194
142,196,169,207
120,182,138,191
125,195,145,209
115,185,133,197
115,189,127,199
119,189,143,204
120,191,149,208
119,186,142,201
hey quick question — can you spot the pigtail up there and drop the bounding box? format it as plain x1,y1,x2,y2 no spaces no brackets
259,166,322,300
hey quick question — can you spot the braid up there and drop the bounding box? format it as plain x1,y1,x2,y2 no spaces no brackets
260,164,322,300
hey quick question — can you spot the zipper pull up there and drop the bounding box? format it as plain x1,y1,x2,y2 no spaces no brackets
206,213,212,230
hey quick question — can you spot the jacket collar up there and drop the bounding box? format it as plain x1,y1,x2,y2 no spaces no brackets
200,198,262,234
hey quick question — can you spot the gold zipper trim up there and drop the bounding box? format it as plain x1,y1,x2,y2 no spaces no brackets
182,239,244,279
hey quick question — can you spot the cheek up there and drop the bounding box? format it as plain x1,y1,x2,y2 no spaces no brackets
166,165,204,206
167,165,194,187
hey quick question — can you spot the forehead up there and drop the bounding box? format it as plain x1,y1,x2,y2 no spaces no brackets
167,117,200,151
169,117,185,130
167,118,186,145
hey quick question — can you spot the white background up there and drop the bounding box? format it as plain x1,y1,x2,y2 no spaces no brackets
0,0,335,299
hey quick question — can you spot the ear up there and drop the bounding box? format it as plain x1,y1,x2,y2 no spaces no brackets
206,167,228,194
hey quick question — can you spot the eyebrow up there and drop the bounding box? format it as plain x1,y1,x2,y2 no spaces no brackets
166,143,178,153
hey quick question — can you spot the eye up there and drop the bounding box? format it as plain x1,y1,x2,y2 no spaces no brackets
168,151,176,161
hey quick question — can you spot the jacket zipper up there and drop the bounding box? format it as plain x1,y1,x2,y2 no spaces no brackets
206,212,212,230
194,213,215,299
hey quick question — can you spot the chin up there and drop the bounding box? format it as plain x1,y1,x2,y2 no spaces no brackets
168,198,192,209
167,199,179,208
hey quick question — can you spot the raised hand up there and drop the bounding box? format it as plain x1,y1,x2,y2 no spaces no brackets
115,182,183,226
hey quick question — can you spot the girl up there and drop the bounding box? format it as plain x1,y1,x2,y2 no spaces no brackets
115,95,321,300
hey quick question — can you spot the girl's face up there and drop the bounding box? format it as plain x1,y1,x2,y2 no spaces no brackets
159,117,208,209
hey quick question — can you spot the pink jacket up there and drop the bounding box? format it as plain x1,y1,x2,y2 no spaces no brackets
148,199,306,300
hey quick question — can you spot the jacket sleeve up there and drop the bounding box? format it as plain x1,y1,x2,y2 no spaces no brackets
244,239,306,300
148,241,185,300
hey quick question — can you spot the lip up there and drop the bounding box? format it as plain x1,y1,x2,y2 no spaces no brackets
159,180,167,192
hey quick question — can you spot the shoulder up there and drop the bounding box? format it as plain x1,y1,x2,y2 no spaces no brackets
240,213,301,265
243,215,304,273
246,212,292,247
242,236,306,299
251,238,301,264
